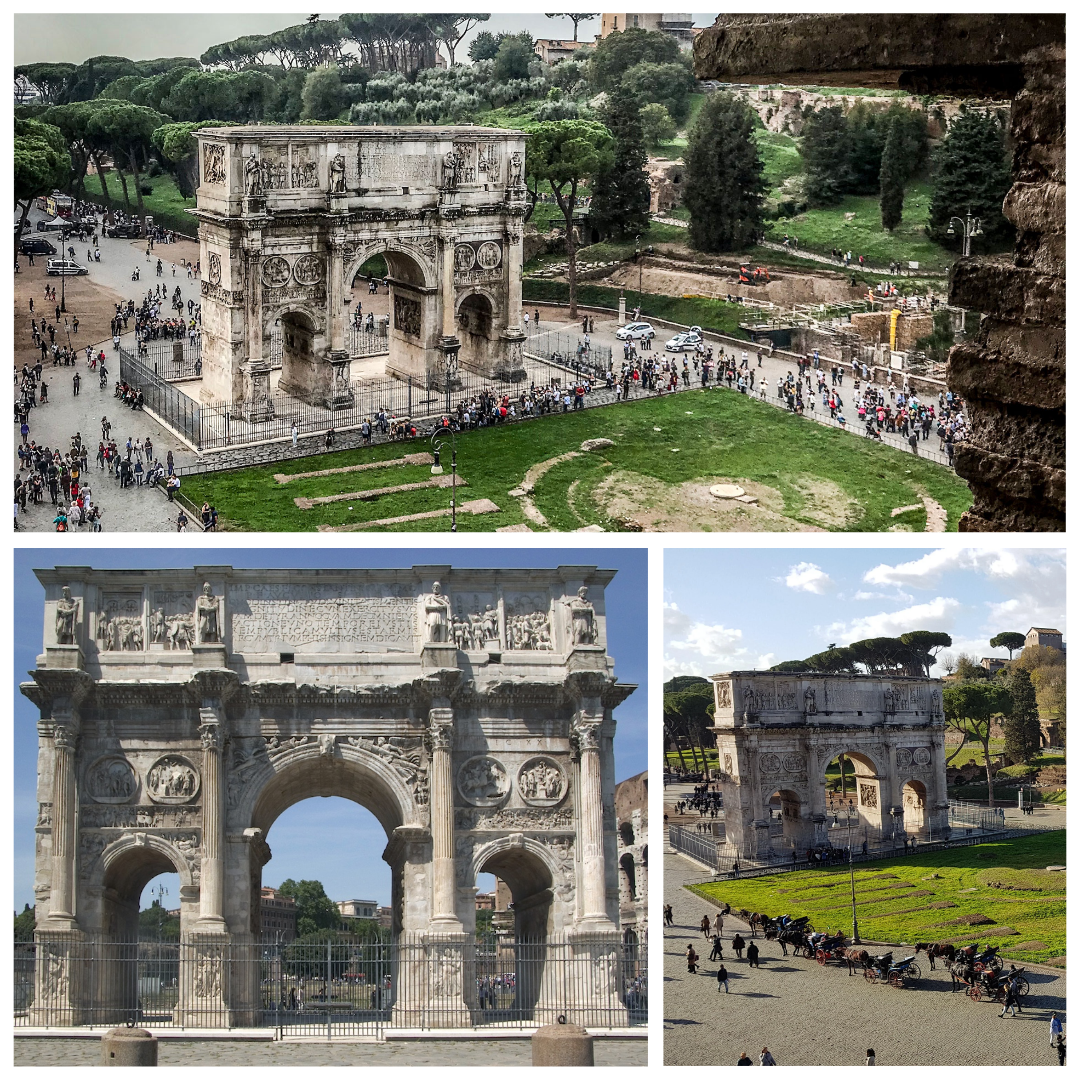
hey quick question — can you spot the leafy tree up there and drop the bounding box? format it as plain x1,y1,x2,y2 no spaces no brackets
339,14,437,74
588,87,650,239
527,119,614,317
588,27,678,92
899,631,952,676
99,75,144,102
879,113,906,230
684,91,765,253
663,675,711,694
64,56,143,102
430,14,489,66
619,59,696,125
928,108,1012,245
277,879,342,937
15,62,77,105
301,67,347,121
14,117,71,254
14,904,35,943
664,681,716,778
770,660,814,672
953,652,990,682
1003,668,1041,765
139,900,180,941
282,929,388,980
800,105,851,207
990,632,1026,660
201,35,272,70
88,102,165,222
545,13,598,42
803,646,857,672
152,119,228,197
943,681,1012,803
639,102,676,150
493,33,536,83
469,31,502,62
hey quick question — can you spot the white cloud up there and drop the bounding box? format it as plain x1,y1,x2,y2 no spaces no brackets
784,562,835,594
757,653,777,670
664,602,750,680
853,589,915,603
827,597,962,642
864,548,1047,588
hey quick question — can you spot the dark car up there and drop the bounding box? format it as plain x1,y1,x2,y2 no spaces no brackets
20,237,57,255
106,222,142,239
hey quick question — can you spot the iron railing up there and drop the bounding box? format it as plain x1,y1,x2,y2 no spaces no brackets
15,935,646,1034
268,326,390,370
528,329,612,378
117,345,202,446
136,336,202,381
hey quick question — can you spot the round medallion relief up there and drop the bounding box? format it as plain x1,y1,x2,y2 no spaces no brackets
913,747,932,767
517,757,567,806
261,256,291,288
145,756,200,804
896,747,913,768
293,254,325,286
476,241,502,270
457,756,509,807
782,753,804,773
207,252,221,285
85,756,138,803
454,244,476,272
759,753,781,773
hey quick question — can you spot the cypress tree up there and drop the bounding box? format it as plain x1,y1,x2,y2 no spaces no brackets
683,91,765,253
928,107,1012,244
588,85,651,239
800,105,851,206
1003,667,1042,765
879,114,906,231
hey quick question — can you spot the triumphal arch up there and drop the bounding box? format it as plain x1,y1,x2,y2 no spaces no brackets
192,125,529,414
709,672,949,859
24,565,635,1028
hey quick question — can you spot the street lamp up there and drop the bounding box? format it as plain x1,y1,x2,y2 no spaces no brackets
946,207,984,257
59,228,68,313
430,427,457,532
846,804,861,943
635,233,642,316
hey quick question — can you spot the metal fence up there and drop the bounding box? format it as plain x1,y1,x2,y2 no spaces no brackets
136,336,202,381
527,329,612,378
118,345,202,446
268,326,390,370
15,935,646,1034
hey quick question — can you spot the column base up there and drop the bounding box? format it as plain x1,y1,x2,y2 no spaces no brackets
564,927,628,1027
392,933,472,1029
30,928,87,1026
235,365,274,423
326,350,355,409
175,931,232,1028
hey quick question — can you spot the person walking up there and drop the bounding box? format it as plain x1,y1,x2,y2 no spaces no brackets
760,1048,777,1065
866,1049,876,1066
732,934,746,960
746,941,760,968
700,914,711,939
291,421,299,448
686,945,699,975
1000,977,1022,1017
663,904,673,927
737,1052,752,1065
716,963,729,993
709,934,724,961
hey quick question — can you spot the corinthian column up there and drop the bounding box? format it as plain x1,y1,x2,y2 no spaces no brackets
49,718,78,925
574,715,611,925
428,708,459,927
328,232,346,353
197,714,227,931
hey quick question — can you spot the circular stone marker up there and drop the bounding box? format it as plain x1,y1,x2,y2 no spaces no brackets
710,484,746,499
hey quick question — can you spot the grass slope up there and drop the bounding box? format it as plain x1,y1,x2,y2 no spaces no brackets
90,170,196,235
688,832,1065,965
181,388,972,533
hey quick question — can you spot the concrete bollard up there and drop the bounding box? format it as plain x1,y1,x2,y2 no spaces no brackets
100,1028,158,1066
532,1020,594,1066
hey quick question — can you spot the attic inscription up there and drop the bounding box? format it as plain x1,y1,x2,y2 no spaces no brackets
229,586,416,646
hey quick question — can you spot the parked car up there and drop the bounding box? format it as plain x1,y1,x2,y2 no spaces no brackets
36,218,67,232
665,327,704,351
46,258,88,276
20,237,57,255
105,221,142,239
615,321,655,342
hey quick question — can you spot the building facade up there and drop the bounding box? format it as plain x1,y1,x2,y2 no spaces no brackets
614,771,647,941
600,14,697,49
259,887,297,942
24,565,635,1028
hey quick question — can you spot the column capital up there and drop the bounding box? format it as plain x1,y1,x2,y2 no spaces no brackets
428,708,455,752
199,720,223,751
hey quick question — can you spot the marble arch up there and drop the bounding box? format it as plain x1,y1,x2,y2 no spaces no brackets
24,564,635,1028
192,125,530,416
709,672,950,859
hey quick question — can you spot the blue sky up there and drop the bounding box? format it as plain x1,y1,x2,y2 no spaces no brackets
665,547,1066,682
13,547,646,912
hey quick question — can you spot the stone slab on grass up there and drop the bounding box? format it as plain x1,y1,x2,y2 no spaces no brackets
317,498,499,532
274,452,433,484
295,474,465,509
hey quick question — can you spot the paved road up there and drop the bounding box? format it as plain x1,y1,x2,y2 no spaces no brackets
14,1035,645,1067
662,844,1065,1066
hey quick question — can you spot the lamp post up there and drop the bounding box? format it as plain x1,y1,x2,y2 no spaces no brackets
846,804,861,943
635,233,642,316
946,207,984,258
59,228,68,313
430,427,457,532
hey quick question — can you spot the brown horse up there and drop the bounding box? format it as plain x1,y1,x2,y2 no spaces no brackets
843,947,870,975
915,941,956,971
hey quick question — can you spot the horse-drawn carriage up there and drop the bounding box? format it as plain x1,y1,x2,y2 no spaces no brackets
955,943,1004,974
811,934,850,967
951,960,1029,1003
860,951,922,988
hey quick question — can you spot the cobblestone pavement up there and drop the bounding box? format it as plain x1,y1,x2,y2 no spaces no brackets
663,847,1065,1066
14,1035,646,1067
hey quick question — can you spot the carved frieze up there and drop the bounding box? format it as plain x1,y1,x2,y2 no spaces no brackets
859,783,879,808
149,591,195,649
263,284,327,307
97,594,144,652
450,605,498,651
453,239,503,285
81,804,197,829
477,143,501,183
200,280,243,306
505,595,551,651
293,254,325,286
262,257,291,288
207,252,222,285
85,756,138,803
457,756,510,807
716,681,732,709
393,294,422,338
145,756,200,804
517,757,567,806
202,144,226,186
457,806,574,831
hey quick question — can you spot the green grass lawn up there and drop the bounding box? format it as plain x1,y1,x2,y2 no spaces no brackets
181,387,972,532
764,182,955,272
89,170,196,234
755,129,803,192
688,832,1066,965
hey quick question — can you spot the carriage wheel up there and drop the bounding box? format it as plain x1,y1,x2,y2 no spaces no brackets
907,963,922,980
888,972,905,989
863,968,877,983
967,984,981,1001
990,957,1003,972
1016,977,1030,997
